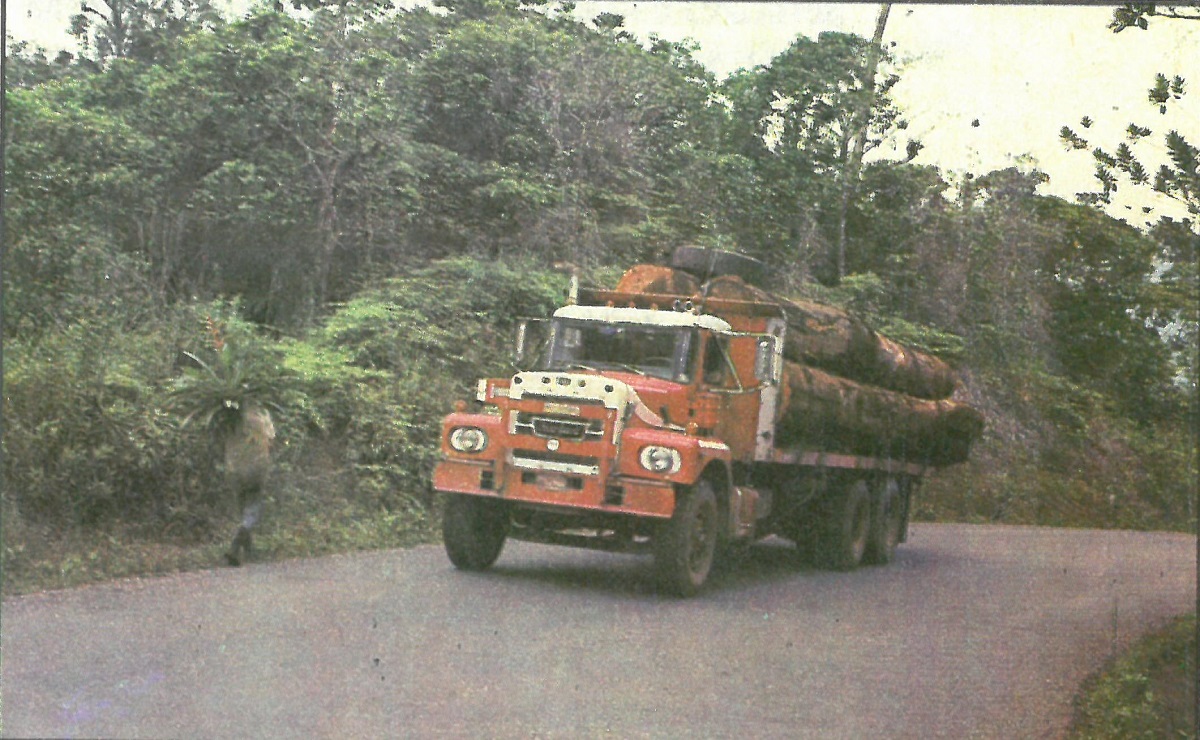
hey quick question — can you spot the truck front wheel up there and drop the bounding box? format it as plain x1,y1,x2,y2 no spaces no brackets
655,481,719,596
443,494,509,571
814,479,870,571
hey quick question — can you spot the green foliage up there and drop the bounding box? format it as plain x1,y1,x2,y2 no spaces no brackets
1035,199,1176,420
919,363,1196,533
301,258,567,497
3,315,211,527
1071,614,1197,739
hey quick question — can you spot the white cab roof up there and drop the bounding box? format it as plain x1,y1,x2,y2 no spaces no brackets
553,304,732,332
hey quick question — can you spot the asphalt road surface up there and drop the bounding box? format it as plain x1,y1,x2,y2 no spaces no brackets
2,523,1195,739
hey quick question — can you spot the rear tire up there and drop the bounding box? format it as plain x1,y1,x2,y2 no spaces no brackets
443,494,509,571
864,477,906,565
814,479,870,571
655,481,719,597
670,245,766,285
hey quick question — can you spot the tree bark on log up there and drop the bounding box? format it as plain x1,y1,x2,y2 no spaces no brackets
703,275,958,400
776,361,983,466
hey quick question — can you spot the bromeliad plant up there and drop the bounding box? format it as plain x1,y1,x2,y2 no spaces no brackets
169,315,294,434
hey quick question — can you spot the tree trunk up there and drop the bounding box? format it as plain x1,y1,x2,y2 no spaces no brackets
835,3,892,283
615,264,701,296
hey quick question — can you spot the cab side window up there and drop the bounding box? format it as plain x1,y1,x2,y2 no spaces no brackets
703,336,732,386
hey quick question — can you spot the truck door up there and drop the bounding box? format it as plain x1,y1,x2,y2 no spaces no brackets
703,334,763,462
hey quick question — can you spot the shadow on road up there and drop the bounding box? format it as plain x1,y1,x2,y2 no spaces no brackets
471,537,846,599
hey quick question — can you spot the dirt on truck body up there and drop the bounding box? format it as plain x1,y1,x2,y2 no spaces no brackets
433,247,983,595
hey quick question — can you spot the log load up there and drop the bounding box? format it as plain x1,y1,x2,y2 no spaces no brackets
776,361,984,467
615,264,702,296
702,275,958,400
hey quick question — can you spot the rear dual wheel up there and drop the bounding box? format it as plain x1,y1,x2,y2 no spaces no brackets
864,477,906,565
813,479,871,571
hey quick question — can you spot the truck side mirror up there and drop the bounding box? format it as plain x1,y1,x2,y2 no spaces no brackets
515,319,550,370
754,336,782,385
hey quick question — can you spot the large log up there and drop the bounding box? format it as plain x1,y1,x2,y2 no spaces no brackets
703,275,959,400
615,264,701,296
776,361,983,467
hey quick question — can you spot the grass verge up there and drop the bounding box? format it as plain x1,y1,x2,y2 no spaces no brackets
1,489,440,597
1070,613,1197,739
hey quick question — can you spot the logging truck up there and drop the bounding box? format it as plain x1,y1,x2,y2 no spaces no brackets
433,249,981,595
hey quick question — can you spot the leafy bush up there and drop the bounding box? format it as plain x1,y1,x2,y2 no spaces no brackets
168,308,301,435
298,258,567,504
3,315,211,527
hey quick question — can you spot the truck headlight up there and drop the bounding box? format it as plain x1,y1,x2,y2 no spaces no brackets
639,446,682,474
449,427,489,453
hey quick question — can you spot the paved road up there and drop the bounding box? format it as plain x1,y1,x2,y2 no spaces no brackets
2,524,1195,739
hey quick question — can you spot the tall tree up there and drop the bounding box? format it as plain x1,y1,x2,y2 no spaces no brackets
716,30,917,285
1061,6,1198,223
411,5,715,266
69,0,223,67
835,3,892,282
1035,199,1174,419
1057,3,1198,412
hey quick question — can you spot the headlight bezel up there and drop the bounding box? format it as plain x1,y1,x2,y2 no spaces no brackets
449,426,489,453
639,445,682,475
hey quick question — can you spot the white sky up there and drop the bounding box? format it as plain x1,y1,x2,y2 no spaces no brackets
8,1,1199,226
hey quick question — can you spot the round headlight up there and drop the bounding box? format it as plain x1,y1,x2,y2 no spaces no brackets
449,426,489,453
639,445,682,474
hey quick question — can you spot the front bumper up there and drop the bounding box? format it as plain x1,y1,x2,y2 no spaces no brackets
433,459,676,519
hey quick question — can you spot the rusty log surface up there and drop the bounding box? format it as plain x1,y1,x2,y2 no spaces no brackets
615,264,701,296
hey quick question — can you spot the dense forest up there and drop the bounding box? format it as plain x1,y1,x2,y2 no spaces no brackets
3,0,1196,590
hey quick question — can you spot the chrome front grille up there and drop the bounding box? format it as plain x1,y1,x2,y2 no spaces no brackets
513,412,604,441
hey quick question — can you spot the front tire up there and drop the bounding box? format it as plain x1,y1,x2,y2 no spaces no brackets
443,494,509,571
655,481,719,597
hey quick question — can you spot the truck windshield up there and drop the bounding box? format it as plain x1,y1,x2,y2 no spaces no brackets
545,320,696,382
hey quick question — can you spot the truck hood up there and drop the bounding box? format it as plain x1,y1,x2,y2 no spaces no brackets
507,371,670,428
604,372,693,429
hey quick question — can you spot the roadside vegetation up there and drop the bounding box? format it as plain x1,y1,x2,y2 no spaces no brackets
3,3,1196,729
1070,614,1197,739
